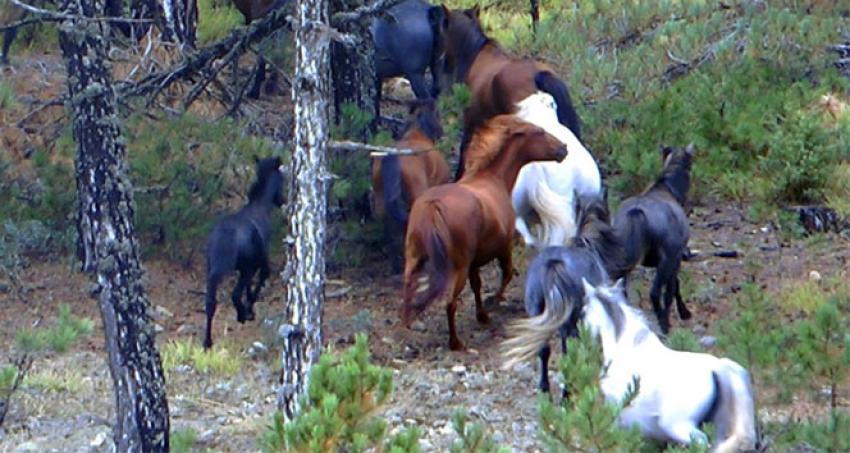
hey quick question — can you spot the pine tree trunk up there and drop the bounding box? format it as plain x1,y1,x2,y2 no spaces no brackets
330,0,376,129
58,0,170,449
159,0,198,47
279,0,330,421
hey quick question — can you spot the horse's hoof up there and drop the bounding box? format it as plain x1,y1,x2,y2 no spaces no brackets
476,311,490,324
449,339,465,351
679,309,692,320
245,311,256,321
203,339,213,350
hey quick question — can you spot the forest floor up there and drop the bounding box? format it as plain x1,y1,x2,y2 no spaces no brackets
3,49,850,452
1,203,848,452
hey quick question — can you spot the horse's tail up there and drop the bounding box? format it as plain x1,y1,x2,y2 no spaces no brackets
380,154,409,228
529,177,578,247
401,202,450,325
618,208,648,267
710,359,757,453
534,71,582,142
501,258,576,368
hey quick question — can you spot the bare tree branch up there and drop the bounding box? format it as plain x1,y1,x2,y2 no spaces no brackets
7,0,153,24
331,0,403,26
329,140,426,157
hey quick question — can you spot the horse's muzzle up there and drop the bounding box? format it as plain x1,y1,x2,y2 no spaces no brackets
554,145,568,162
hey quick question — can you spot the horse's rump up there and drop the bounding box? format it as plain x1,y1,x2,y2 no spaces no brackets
402,200,451,324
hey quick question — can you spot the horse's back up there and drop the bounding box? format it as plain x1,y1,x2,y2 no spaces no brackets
372,0,435,78
616,194,689,249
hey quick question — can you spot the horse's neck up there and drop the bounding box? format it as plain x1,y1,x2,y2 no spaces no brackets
457,36,492,82
585,297,659,358
483,151,529,193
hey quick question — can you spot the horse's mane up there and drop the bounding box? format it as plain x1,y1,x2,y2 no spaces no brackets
447,10,493,81
592,283,661,340
570,198,631,280
461,117,512,176
402,100,443,143
248,157,280,203
647,148,692,207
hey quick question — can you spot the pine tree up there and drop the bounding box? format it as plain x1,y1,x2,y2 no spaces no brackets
264,334,420,452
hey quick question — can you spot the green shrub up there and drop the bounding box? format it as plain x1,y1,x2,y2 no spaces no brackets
449,410,509,453
171,427,199,453
161,339,242,376
197,0,243,44
262,333,420,452
0,81,17,110
665,328,704,353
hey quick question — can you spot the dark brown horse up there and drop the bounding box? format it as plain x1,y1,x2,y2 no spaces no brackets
613,144,695,334
431,5,581,179
372,99,450,270
400,114,567,350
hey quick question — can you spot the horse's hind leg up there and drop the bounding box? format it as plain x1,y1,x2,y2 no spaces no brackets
650,262,673,334
538,343,552,393
468,266,489,324
204,273,222,349
673,275,692,320
2,27,18,65
406,71,431,100
247,55,266,99
232,269,254,323
446,270,467,351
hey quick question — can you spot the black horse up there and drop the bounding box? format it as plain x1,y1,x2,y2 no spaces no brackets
372,0,446,117
203,157,285,349
1,1,26,65
613,144,694,334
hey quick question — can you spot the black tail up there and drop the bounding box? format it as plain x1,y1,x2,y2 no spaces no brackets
380,154,409,228
619,208,648,269
534,71,582,142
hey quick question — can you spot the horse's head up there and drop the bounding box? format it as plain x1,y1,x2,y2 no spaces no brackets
249,156,285,207
429,4,486,83
660,142,695,172
500,116,567,165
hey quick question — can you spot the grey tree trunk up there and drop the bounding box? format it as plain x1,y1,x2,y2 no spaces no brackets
279,0,330,420
330,0,376,131
159,0,198,48
58,0,170,449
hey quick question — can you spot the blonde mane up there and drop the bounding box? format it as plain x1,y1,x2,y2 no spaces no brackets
462,115,523,176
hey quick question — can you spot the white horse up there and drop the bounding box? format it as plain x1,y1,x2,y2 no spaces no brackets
512,92,602,247
503,279,757,452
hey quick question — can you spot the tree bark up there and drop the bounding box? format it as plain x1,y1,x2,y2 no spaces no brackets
58,0,170,449
279,0,330,421
159,0,197,47
330,0,376,131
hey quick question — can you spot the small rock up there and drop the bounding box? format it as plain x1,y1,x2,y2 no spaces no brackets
154,305,174,318
198,429,216,443
492,430,505,443
15,442,39,452
692,324,706,336
247,341,268,357
381,336,393,344
451,364,467,374
410,320,427,332
176,324,194,334
700,335,717,348
175,364,192,374
809,270,822,282
90,431,107,447
154,323,164,333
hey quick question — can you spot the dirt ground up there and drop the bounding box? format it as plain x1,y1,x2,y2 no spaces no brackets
1,201,848,451
3,47,850,452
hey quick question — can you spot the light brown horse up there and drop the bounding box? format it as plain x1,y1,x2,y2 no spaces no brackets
431,5,581,179
371,99,450,270
400,114,567,350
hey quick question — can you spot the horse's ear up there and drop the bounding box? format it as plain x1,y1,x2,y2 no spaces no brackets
581,278,595,297
428,5,446,29
466,4,480,19
613,278,626,293
659,145,672,163
685,142,696,157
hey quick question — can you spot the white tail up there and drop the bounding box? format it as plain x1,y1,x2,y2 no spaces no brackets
711,359,757,453
528,176,578,246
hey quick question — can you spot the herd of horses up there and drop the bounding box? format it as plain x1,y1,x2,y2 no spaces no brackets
2,1,757,450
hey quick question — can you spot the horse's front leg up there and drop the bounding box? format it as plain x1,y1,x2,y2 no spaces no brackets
247,261,270,321
468,266,489,324
406,71,431,100
494,247,514,303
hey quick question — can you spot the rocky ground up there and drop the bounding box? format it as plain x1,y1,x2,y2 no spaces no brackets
1,204,848,452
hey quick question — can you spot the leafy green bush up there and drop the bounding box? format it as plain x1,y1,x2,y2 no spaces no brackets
262,333,420,452
171,427,199,453
665,328,704,353
450,410,508,453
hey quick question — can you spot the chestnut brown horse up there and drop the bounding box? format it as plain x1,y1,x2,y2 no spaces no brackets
400,114,567,350
431,5,582,179
371,99,450,270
